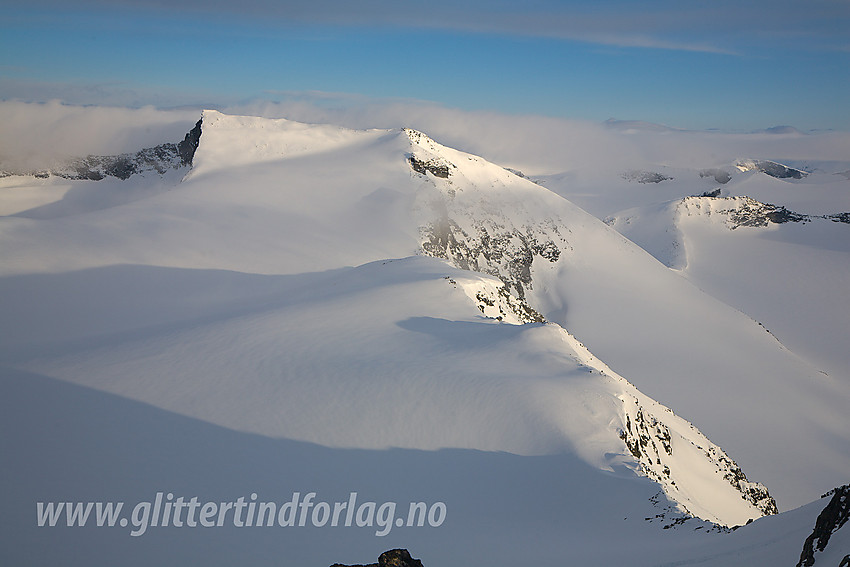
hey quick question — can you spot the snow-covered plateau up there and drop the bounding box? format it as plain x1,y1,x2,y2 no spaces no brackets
1,109,848,566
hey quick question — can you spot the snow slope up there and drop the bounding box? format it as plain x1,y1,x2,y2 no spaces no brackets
593,163,850,394
4,368,846,567
2,110,849,565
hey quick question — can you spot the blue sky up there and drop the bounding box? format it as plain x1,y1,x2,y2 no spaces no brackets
2,0,848,131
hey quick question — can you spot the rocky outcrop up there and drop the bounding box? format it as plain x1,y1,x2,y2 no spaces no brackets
736,159,807,179
421,217,564,301
623,170,673,184
619,396,777,520
177,118,203,166
797,485,850,567
1,118,202,181
679,196,809,229
331,549,424,567
410,124,565,318
680,195,850,229
725,198,808,228
409,156,451,179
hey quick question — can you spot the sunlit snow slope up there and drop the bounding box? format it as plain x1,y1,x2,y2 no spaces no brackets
1,110,848,566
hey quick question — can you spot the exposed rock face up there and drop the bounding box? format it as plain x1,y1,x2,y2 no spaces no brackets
679,195,850,229
409,156,451,178
735,159,807,179
619,396,778,519
679,196,809,229
331,549,424,567
623,170,673,184
406,127,567,305
409,126,776,527
797,485,850,567
725,197,808,228
450,276,545,324
177,118,203,166
421,217,564,302
1,118,202,180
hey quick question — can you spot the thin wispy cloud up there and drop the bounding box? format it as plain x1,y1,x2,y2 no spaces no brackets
3,1,848,131
10,0,849,54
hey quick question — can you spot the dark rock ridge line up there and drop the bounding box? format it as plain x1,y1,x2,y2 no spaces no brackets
619,398,778,519
0,118,202,181
736,159,807,179
331,549,423,567
725,198,809,228
620,159,808,187
623,170,673,184
683,195,850,228
797,484,850,567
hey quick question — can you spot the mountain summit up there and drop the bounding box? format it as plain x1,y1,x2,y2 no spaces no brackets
2,110,848,566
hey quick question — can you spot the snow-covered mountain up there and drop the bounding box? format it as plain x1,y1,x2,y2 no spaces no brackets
1,110,848,566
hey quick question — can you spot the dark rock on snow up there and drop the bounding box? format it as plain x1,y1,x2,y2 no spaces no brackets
1,118,202,181
797,485,850,567
331,549,424,567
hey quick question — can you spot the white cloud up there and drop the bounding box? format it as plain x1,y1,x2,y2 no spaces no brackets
223,94,850,175
10,0,849,54
3,96,849,177
0,100,200,171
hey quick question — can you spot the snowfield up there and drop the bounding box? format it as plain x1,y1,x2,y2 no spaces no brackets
1,107,848,566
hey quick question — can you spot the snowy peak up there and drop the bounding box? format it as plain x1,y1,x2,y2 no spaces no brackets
395,123,779,524
735,158,808,179
190,109,389,175
1,110,805,528
403,127,442,153
404,128,457,179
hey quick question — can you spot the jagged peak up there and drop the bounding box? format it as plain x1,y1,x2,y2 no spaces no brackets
402,127,438,149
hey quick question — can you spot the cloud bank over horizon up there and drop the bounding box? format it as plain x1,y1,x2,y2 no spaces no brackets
2,1,848,132
3,98,849,177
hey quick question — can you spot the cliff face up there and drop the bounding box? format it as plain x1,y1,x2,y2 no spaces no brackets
0,119,201,180
798,485,850,567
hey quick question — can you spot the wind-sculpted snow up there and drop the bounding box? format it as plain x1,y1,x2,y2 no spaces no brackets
402,126,777,524
3,111,850,567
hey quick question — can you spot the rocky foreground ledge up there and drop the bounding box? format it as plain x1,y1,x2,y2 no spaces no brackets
331,549,423,567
